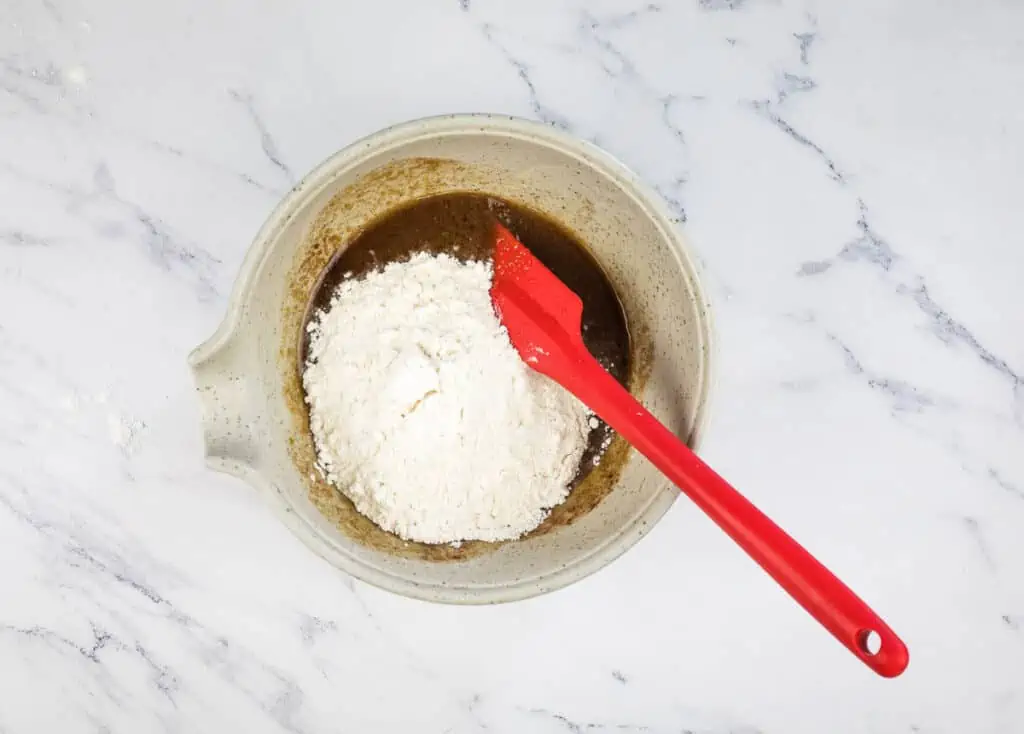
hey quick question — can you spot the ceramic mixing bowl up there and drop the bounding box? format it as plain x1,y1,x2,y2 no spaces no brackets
189,114,714,603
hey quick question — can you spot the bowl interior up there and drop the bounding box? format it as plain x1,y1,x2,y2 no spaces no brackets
232,117,712,602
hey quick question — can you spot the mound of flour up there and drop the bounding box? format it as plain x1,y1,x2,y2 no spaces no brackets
303,252,590,544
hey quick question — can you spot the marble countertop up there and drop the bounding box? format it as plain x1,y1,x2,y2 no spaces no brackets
2,0,1022,731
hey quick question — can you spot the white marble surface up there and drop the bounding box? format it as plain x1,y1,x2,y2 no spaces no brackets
2,0,1022,731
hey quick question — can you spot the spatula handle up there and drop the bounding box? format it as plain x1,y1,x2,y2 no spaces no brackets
566,353,908,678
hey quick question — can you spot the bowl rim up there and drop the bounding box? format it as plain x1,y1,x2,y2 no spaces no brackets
191,113,716,603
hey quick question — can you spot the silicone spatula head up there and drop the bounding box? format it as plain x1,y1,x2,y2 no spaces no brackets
489,222,586,381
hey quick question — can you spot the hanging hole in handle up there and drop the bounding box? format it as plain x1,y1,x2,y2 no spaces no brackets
858,629,882,656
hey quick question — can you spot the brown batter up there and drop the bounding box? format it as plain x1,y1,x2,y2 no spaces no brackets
303,192,631,487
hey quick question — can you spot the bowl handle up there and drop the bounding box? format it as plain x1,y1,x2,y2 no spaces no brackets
188,331,262,476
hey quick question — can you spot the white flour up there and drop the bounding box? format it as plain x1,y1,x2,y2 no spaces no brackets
303,252,591,544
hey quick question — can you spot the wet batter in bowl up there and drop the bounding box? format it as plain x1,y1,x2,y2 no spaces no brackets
304,192,630,476
301,194,632,544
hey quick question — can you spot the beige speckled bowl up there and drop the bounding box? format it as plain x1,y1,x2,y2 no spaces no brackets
189,114,714,603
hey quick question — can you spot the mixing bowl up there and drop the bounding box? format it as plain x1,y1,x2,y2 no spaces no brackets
189,114,714,603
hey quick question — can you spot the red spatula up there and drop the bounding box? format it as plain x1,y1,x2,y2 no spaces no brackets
489,222,908,678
